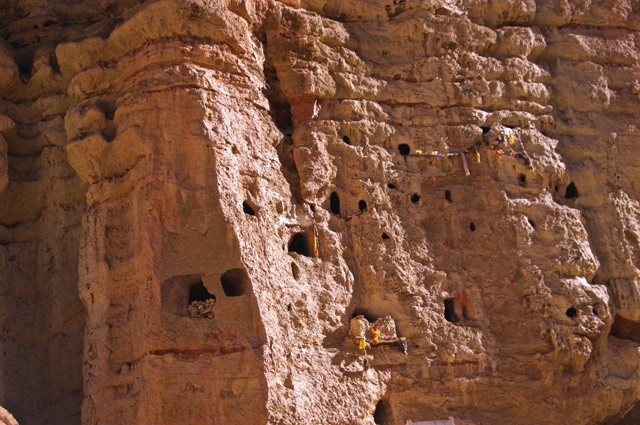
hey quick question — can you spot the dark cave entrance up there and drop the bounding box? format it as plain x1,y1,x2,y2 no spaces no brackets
220,268,249,297
189,281,215,303
611,314,640,343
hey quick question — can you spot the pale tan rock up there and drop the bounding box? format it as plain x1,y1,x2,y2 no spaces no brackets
0,406,18,425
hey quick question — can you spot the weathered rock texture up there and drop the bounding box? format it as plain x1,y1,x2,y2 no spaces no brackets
1,0,640,424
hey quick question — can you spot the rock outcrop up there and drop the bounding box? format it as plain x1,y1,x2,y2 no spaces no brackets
1,1,640,424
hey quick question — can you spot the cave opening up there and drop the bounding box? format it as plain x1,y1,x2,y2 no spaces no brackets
565,182,579,199
445,190,452,202
189,281,215,303
411,194,420,203
162,274,204,316
373,399,390,425
519,173,526,186
352,308,378,323
358,200,367,210
382,233,390,240
566,307,577,318
220,268,249,297
470,222,476,232
444,298,459,323
243,201,256,216
330,192,341,215
611,314,640,343
288,233,310,257
398,144,410,156
342,135,351,145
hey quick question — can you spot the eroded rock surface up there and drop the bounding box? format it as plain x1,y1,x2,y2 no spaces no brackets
1,1,640,424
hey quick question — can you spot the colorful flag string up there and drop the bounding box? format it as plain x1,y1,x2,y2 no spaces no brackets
410,125,532,172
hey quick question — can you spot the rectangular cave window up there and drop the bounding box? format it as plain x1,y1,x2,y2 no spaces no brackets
374,399,391,424
288,229,318,258
187,282,216,319
444,298,459,323
189,281,215,303
611,314,640,343
162,274,206,317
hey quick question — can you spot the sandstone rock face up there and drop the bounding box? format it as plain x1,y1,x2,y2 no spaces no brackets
1,1,640,425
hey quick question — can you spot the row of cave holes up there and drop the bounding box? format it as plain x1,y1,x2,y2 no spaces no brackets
248,181,566,256
162,269,249,317
396,143,581,199
566,306,640,344
245,143,578,219
191,270,247,300
329,191,367,215
248,187,549,250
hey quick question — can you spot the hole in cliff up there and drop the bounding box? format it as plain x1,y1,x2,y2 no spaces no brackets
611,314,640,343
342,135,351,145
162,274,204,316
445,190,452,202
565,182,579,199
592,307,598,317
243,201,256,216
382,233,390,240
528,218,536,229
101,129,116,142
97,100,116,121
469,222,476,232
288,233,310,257
481,126,491,134
17,49,34,78
566,307,577,318
554,184,559,192
330,192,341,215
220,268,249,297
387,183,396,189
291,262,300,280
352,308,378,323
358,200,367,210
49,52,61,73
374,399,391,425
519,174,526,186
188,281,215,303
287,303,292,312
411,194,420,203
398,144,410,156
444,298,459,323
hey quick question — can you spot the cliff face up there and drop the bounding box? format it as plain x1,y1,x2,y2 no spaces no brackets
1,1,640,424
